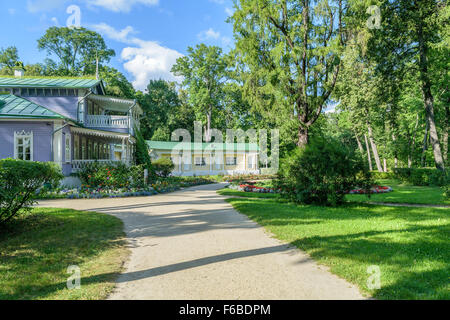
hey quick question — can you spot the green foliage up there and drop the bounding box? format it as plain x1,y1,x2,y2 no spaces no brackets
393,168,449,187
152,158,175,178
0,46,19,74
37,27,115,76
171,44,227,139
134,127,152,172
370,171,394,180
77,161,146,189
276,137,372,206
99,66,135,99
231,0,346,146
0,159,63,225
443,185,450,200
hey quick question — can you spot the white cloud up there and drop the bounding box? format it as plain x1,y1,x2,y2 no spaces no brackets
225,7,234,16
122,40,183,90
91,23,136,42
198,28,221,41
86,0,159,12
8,8,17,15
93,23,183,90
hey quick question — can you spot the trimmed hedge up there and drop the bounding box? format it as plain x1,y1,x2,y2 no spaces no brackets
0,159,63,225
392,168,448,187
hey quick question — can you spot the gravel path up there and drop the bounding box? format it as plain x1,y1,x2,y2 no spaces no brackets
37,184,365,300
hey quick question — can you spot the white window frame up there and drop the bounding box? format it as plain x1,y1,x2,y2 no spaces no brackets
195,157,206,167
65,133,71,163
226,157,237,166
14,131,33,161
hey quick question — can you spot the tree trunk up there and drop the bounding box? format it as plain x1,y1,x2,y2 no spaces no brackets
205,108,212,142
355,133,364,155
384,158,387,172
408,114,420,168
364,134,373,171
367,124,383,172
418,19,445,170
421,120,429,167
297,126,309,148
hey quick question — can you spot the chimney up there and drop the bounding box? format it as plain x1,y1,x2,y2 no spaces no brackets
14,61,26,77
14,69,25,77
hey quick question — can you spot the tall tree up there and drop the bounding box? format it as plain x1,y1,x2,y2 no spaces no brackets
0,46,19,75
231,0,346,147
37,27,115,76
172,44,227,142
368,0,446,170
138,80,181,140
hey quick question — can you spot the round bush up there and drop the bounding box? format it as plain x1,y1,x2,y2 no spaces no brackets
276,137,372,206
152,158,175,178
0,159,63,225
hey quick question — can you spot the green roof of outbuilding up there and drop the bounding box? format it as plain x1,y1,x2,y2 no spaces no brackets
147,141,259,152
0,77,101,89
0,94,66,119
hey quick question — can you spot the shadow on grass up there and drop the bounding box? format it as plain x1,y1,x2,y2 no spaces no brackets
0,208,126,300
226,197,450,300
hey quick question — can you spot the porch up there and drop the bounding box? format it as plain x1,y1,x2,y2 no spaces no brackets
70,127,135,173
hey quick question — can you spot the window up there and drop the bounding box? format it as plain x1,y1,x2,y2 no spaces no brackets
195,157,206,167
14,131,33,161
13,88,20,96
226,157,237,166
65,134,71,163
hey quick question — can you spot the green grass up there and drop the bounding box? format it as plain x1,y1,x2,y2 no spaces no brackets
219,188,280,199
218,189,450,300
346,179,449,206
0,208,129,300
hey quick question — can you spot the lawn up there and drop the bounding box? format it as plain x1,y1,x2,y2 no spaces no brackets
0,208,129,300
218,189,450,300
346,179,449,206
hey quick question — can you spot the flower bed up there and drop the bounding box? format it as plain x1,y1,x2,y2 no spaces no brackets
348,186,393,194
38,177,214,200
229,184,278,194
229,183,393,195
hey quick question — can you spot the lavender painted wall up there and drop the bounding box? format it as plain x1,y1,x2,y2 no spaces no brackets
0,121,53,162
26,96,79,121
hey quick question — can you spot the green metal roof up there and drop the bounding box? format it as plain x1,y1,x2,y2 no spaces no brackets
0,77,101,89
0,94,66,119
147,141,259,152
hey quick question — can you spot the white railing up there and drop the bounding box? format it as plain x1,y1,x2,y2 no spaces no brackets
85,115,129,129
72,159,130,172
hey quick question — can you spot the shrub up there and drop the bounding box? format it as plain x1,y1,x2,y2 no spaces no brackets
0,159,63,225
152,158,175,178
443,185,450,200
393,168,448,186
276,137,372,206
370,171,394,180
77,162,146,189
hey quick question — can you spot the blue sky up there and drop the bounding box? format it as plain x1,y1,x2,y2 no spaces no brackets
0,0,235,90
